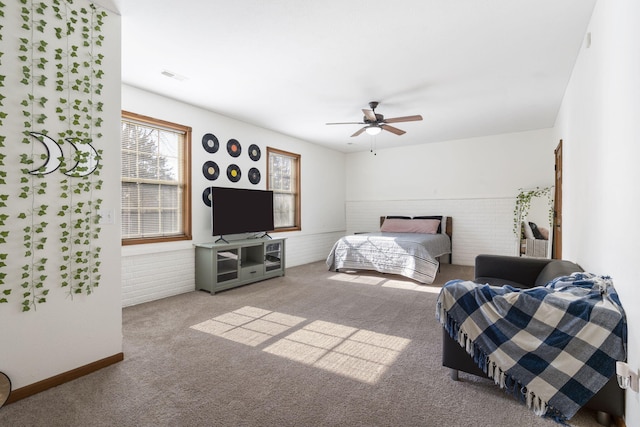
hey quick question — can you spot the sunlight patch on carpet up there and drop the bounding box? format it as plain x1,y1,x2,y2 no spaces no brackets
329,271,440,293
263,339,328,364
191,306,411,384
190,306,306,347
328,273,385,286
381,280,442,293
264,320,410,384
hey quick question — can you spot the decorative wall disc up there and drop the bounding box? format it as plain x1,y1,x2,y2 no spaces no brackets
248,167,261,184
227,139,241,157
248,144,261,161
227,164,241,182
202,161,220,180
202,133,219,153
202,187,212,207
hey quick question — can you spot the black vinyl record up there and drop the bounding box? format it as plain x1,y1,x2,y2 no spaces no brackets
202,133,219,153
248,144,261,161
202,161,220,181
248,167,261,184
227,139,241,157
227,164,241,182
202,187,212,207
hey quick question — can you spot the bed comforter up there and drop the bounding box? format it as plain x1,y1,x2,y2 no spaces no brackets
326,232,451,284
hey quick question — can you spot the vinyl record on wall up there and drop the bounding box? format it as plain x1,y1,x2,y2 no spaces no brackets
248,144,261,161
248,167,261,185
202,187,212,207
227,139,241,157
227,164,241,182
202,133,219,153
202,161,220,181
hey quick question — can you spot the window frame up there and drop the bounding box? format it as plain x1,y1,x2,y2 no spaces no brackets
121,110,192,245
267,147,301,232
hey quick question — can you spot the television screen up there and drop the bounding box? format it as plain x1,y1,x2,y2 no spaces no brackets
211,187,274,236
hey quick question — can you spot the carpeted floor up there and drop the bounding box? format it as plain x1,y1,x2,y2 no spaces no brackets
0,261,609,426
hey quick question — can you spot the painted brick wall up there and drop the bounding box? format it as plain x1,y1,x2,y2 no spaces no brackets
121,198,517,307
121,230,346,307
346,197,519,266
122,248,195,307
284,231,345,268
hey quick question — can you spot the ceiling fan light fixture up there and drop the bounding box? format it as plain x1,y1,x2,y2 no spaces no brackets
365,125,382,136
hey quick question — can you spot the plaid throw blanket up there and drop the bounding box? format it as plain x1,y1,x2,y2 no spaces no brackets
436,272,627,423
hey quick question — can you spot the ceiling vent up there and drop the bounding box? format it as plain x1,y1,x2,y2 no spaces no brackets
161,70,188,81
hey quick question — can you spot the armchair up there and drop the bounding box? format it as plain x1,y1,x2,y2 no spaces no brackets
441,255,624,426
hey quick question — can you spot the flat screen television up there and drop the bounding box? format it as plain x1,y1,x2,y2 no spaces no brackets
210,186,274,237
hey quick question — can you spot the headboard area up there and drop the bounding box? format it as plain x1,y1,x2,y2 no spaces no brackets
379,216,453,240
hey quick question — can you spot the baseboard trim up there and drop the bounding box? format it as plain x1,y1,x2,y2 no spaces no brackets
5,352,124,404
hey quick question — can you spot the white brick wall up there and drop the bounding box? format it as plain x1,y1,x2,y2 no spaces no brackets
121,230,346,307
121,197,517,307
346,197,519,266
122,248,195,307
284,231,345,268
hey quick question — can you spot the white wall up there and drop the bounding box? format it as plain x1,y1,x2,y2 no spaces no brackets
345,129,557,265
121,85,346,306
553,0,640,423
0,2,122,390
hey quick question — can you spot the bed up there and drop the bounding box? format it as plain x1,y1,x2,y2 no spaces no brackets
326,216,452,284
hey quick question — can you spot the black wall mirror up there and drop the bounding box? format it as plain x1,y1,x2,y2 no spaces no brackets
0,372,10,408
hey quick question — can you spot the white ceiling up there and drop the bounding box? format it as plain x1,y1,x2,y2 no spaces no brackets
108,0,596,153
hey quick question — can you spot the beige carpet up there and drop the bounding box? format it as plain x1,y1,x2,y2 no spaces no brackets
0,262,608,427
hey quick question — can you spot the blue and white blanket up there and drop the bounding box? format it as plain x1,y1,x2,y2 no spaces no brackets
436,272,627,423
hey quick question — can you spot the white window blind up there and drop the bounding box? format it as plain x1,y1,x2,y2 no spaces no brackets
268,148,300,230
121,117,186,240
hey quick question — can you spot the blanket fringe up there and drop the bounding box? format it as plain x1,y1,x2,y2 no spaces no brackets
439,309,570,425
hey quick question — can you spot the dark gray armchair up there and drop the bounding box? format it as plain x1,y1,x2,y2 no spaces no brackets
441,254,624,426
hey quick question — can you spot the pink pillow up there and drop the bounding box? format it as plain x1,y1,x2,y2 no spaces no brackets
538,227,550,240
380,218,440,234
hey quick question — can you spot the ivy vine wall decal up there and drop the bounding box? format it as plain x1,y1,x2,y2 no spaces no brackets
0,0,8,304
1,0,108,311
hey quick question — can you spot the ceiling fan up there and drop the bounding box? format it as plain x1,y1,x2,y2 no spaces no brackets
326,101,423,137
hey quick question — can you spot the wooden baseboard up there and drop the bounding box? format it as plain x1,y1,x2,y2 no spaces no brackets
5,352,124,404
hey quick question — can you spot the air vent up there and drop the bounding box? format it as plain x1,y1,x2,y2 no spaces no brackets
161,70,188,81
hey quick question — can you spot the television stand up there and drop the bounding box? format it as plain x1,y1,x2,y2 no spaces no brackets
258,232,272,239
215,235,229,244
194,238,285,294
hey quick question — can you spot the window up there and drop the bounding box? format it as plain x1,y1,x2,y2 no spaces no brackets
267,147,300,232
121,111,192,245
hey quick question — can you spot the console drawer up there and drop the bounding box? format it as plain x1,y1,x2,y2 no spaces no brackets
240,265,263,281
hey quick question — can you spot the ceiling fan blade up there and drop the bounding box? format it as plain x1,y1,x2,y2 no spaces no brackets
351,127,367,137
383,115,423,123
381,124,406,135
326,121,364,125
362,109,377,122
